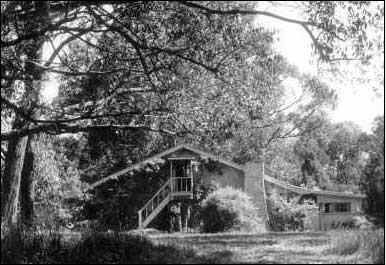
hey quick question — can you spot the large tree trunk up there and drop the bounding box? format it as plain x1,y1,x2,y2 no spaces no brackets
20,139,35,226
1,2,49,231
1,136,29,227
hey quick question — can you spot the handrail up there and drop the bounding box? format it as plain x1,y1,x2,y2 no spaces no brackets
138,173,195,228
138,193,172,229
139,177,172,215
172,176,193,192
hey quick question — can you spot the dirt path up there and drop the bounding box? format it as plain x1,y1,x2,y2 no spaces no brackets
148,232,351,264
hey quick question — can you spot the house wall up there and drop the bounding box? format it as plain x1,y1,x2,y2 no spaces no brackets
317,195,362,213
316,195,363,230
200,161,269,227
201,163,244,190
161,147,364,231
162,148,244,189
243,162,269,226
264,180,364,230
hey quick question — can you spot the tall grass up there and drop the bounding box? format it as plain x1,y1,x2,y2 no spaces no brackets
327,229,384,264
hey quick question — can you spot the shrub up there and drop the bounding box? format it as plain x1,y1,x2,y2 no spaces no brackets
199,187,265,233
349,215,375,229
267,190,318,231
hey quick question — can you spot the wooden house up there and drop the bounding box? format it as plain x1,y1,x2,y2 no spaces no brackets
89,144,366,231
264,175,365,230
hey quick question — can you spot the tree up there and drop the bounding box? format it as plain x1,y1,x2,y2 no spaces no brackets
360,116,384,223
2,1,382,140
179,1,384,62
72,4,342,229
326,122,364,185
290,112,372,191
1,1,49,227
19,141,34,225
292,113,332,187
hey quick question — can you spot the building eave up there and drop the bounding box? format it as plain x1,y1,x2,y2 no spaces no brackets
264,175,366,199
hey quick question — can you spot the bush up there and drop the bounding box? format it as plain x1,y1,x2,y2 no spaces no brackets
340,215,375,230
267,190,318,231
349,215,375,229
199,187,265,233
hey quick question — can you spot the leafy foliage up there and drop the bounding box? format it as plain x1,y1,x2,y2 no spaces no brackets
360,116,384,223
199,187,265,233
267,190,318,231
81,159,168,229
285,114,370,191
30,134,85,228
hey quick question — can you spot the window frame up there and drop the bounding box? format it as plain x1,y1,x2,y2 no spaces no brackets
320,202,351,214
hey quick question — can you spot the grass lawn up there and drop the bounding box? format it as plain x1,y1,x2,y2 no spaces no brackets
2,228,383,264
147,230,384,264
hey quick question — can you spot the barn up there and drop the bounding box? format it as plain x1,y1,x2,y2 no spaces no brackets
89,144,366,231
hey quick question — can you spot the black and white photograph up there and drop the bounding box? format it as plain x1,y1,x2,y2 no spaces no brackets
1,1,384,264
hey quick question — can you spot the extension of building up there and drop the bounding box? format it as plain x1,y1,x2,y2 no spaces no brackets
89,144,366,231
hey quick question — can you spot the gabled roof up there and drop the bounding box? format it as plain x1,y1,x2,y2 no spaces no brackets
88,144,366,199
264,175,366,199
170,144,245,171
88,144,244,191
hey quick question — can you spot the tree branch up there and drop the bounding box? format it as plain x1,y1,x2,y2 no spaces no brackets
44,30,90,67
1,123,176,142
29,61,140,76
1,16,76,47
178,1,316,26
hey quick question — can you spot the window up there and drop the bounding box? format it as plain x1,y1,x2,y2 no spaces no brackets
334,203,351,213
322,202,351,213
325,203,333,213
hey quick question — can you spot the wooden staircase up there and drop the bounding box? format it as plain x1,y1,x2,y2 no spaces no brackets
138,175,193,229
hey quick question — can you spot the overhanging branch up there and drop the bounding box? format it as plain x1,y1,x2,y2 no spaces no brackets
178,1,316,26
1,123,176,142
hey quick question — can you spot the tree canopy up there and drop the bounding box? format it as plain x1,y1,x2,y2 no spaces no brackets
2,1,382,141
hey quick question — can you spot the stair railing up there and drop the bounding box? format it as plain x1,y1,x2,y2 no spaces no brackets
172,176,193,192
138,177,172,228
